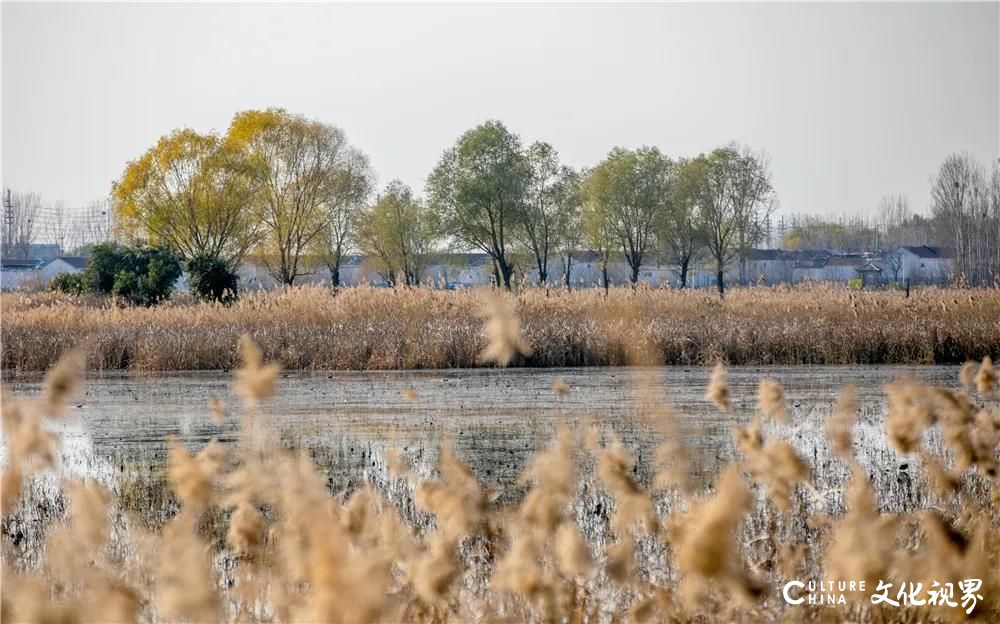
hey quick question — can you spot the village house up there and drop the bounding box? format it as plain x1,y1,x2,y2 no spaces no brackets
2,245,956,293
0,258,45,290
1,256,89,290
892,246,954,284
37,256,88,283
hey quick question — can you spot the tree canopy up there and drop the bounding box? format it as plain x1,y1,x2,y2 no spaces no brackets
582,147,673,285
112,128,261,266
226,108,372,285
356,180,439,286
427,120,530,289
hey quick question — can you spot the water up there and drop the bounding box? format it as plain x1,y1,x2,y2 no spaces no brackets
3,365,959,505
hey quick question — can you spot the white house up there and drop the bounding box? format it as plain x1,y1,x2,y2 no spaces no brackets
891,246,954,284
38,256,88,284
0,258,44,290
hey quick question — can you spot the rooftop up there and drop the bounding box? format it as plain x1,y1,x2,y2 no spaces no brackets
901,246,954,259
1,258,43,271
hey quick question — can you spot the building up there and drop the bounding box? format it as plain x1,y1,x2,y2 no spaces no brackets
893,246,954,284
856,259,883,288
38,256,88,283
1,256,89,290
0,258,45,290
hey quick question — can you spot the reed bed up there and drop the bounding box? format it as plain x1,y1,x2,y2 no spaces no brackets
3,284,999,372
2,319,999,622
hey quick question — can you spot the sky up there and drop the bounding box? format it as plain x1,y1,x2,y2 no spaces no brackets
2,2,998,223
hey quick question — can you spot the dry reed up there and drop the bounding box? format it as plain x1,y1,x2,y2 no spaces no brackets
3,283,999,372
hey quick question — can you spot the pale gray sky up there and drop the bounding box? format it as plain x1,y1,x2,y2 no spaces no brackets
2,2,998,219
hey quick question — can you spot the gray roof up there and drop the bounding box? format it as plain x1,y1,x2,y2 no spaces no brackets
825,254,865,267
1,258,43,270
901,246,954,259
53,256,88,269
747,249,783,261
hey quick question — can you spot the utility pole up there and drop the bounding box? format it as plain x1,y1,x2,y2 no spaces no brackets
3,189,14,255
3,189,13,229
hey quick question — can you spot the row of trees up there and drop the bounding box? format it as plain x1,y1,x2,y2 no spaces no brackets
111,112,778,295
780,196,937,254
113,112,372,288
428,122,776,294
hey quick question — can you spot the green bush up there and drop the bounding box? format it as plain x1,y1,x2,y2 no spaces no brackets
185,254,239,303
81,242,182,306
48,272,85,295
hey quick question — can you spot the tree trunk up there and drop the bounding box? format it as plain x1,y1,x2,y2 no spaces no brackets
330,265,341,288
564,256,573,291
716,266,725,298
630,262,640,287
499,260,514,290
678,256,690,288
536,254,548,286
495,258,514,290
601,265,610,295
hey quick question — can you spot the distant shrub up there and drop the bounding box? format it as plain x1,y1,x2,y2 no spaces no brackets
48,272,85,295
185,254,239,303
81,242,182,306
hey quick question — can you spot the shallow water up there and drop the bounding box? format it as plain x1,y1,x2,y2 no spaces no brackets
3,365,959,504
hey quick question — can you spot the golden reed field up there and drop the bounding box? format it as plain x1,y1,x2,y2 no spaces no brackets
2,284,999,371
1,292,1000,623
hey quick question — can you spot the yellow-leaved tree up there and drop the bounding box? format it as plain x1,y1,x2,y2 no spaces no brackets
226,109,373,286
112,128,262,266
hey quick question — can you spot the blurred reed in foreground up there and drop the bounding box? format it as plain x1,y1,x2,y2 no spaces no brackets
1,333,999,622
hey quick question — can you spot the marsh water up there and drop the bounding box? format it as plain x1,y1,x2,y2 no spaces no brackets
3,365,960,511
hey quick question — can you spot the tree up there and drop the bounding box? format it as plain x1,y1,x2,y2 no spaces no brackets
78,199,114,251
315,149,373,288
112,128,262,267
661,157,707,288
884,247,905,283
2,190,41,258
519,143,578,285
698,144,776,296
49,272,85,295
580,180,615,294
426,120,529,290
186,254,239,303
931,153,997,285
356,180,439,286
554,173,583,289
727,145,776,286
44,201,73,255
581,147,673,285
81,242,182,306
227,109,372,286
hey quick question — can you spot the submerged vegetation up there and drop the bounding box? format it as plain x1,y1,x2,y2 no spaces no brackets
2,292,1000,622
3,284,999,372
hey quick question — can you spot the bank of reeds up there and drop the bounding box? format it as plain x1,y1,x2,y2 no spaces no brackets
2,337,999,622
2,284,999,371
